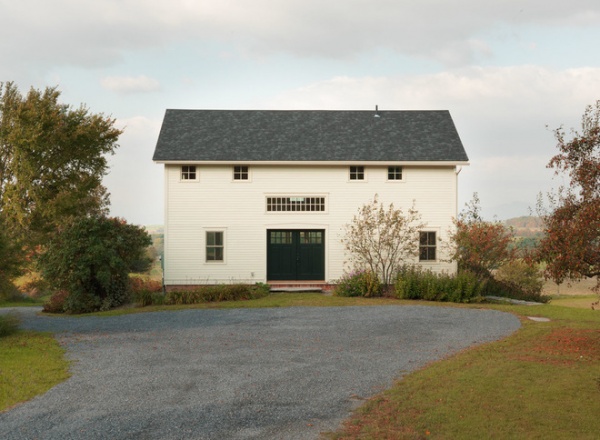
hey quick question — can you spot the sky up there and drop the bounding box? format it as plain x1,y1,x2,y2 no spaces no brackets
1,0,599,225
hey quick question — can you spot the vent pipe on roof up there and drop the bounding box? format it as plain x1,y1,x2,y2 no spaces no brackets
374,105,380,118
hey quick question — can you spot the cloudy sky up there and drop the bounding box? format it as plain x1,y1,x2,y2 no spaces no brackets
2,0,599,225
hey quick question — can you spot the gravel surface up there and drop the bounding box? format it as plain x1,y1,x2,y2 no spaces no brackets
0,305,520,439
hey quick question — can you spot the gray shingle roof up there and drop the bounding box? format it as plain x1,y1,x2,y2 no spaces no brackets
152,109,468,163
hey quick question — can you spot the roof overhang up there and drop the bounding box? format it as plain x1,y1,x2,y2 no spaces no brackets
153,160,470,166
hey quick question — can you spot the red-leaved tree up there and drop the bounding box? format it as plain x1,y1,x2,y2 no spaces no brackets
537,101,600,297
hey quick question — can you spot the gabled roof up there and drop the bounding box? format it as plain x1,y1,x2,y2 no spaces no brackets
152,109,469,163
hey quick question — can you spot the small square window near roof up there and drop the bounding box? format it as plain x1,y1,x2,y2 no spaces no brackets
349,166,364,180
233,165,249,180
181,165,196,180
388,166,403,180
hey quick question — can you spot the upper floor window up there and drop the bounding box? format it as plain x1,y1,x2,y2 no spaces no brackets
388,166,403,180
181,165,197,180
419,231,436,261
349,166,364,180
233,165,249,180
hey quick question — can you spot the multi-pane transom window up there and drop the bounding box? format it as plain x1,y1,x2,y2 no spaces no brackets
206,231,224,261
266,196,326,212
233,165,249,180
181,165,197,180
388,166,403,180
349,166,365,180
419,231,436,261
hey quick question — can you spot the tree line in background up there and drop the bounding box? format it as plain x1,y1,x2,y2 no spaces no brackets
0,82,151,313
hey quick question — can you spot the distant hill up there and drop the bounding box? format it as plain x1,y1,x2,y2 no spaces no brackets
504,216,544,239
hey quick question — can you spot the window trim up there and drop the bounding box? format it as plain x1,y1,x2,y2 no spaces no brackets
419,231,437,262
205,230,225,263
233,165,250,181
180,165,197,181
349,166,365,181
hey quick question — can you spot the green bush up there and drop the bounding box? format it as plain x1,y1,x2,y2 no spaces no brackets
130,278,164,307
394,266,483,303
163,283,270,306
0,313,20,338
494,260,546,301
334,270,382,297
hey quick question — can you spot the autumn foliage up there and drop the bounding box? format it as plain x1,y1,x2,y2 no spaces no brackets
537,101,600,293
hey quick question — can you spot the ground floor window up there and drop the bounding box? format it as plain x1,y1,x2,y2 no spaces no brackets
266,196,326,212
419,231,436,261
206,231,224,261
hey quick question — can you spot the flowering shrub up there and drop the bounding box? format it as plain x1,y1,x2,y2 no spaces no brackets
334,270,382,297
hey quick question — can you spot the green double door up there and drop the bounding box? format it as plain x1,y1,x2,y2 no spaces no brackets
267,230,325,281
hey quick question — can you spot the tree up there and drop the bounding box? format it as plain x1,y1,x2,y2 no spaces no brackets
0,82,122,248
537,101,600,293
342,195,424,287
447,193,515,277
38,216,152,313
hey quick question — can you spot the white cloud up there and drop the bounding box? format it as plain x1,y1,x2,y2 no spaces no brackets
100,76,160,94
2,0,599,79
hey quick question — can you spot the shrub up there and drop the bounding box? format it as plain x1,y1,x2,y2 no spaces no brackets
0,313,20,338
43,290,69,313
394,266,483,303
334,270,382,297
163,283,270,306
494,260,545,299
130,277,164,307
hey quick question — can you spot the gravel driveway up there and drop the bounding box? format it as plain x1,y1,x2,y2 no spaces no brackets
1,305,520,439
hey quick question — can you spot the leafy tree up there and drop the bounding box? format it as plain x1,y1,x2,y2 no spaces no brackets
0,223,23,300
0,82,122,248
342,195,424,287
537,101,600,293
447,193,515,277
38,216,152,313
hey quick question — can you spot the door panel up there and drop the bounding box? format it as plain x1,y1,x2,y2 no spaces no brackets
267,230,325,281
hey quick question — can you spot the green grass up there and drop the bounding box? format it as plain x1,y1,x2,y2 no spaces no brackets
0,331,70,412
325,302,600,439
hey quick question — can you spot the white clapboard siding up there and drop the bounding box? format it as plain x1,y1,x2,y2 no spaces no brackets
163,164,458,285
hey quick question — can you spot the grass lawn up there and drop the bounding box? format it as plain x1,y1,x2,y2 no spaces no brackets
324,301,600,439
0,331,70,412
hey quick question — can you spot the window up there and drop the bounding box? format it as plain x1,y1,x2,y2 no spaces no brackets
349,166,364,180
181,165,197,180
233,165,249,180
419,231,436,261
300,231,323,244
388,166,403,180
270,231,293,244
206,231,224,262
266,196,326,212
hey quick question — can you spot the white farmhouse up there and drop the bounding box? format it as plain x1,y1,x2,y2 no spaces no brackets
152,109,469,289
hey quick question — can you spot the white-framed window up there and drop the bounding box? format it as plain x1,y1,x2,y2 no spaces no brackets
266,196,326,212
387,166,403,181
419,231,437,261
181,165,197,180
206,231,224,262
233,165,249,180
349,166,365,180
